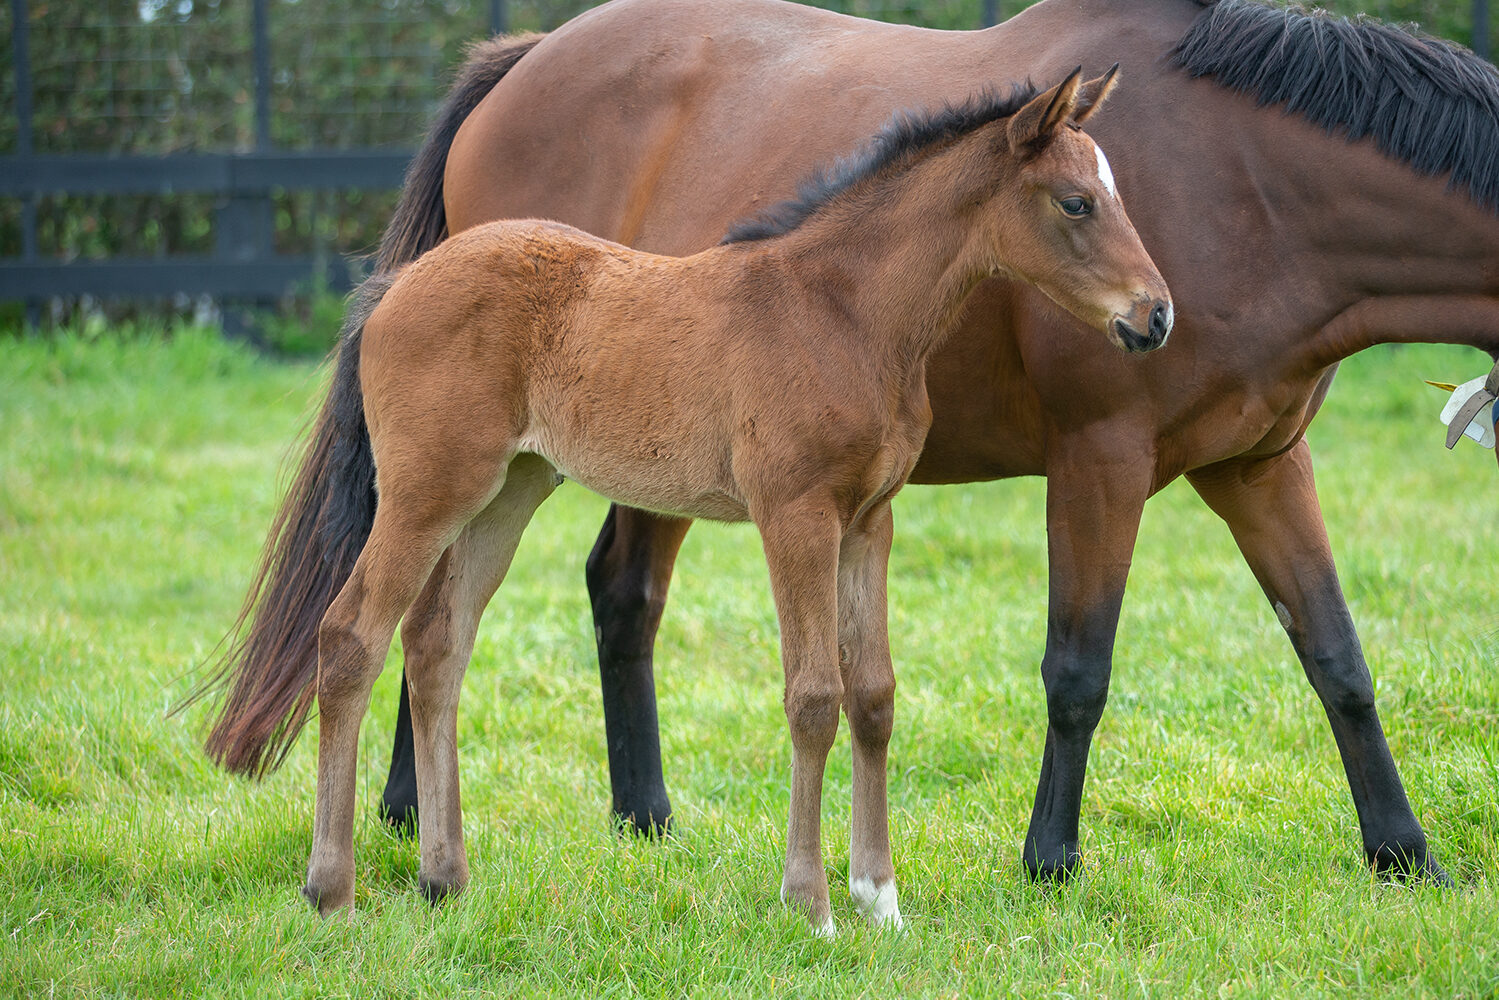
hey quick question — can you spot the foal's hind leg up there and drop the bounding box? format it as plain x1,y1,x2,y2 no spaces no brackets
837,501,902,928
400,454,558,902
303,450,512,915
757,498,844,935
303,501,473,915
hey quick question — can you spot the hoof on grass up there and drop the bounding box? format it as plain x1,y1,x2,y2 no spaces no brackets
612,804,673,840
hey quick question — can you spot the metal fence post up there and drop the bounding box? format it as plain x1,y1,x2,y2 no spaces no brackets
1477,0,1491,59
983,0,1001,27
490,0,508,36
11,0,40,330
217,0,277,340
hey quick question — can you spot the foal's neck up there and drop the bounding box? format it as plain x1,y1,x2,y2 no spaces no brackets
769,140,1004,377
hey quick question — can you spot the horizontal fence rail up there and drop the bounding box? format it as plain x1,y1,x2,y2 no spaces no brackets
1,0,1492,330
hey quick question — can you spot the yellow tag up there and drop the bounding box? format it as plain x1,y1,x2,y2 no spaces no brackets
1424,379,1459,392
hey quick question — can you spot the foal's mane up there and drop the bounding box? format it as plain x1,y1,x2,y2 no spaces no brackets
1175,0,1499,212
721,83,1039,244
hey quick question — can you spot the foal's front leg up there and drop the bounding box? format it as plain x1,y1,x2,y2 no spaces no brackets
838,502,902,928
757,500,844,935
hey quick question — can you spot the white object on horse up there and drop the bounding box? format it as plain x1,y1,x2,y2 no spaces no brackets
1439,376,1496,449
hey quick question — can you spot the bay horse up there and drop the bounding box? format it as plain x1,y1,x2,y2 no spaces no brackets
210,0,1499,886
202,71,1171,926
364,0,1499,885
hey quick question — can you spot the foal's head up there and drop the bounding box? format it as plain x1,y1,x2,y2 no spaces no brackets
986,68,1172,353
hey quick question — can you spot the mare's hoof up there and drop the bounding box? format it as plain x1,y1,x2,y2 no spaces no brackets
380,798,418,839
1022,843,1082,883
613,804,673,839
1371,845,1453,887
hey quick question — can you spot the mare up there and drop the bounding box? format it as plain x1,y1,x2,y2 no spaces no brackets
362,0,1499,883
200,71,1171,926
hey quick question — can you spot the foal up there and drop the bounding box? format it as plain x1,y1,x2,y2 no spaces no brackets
238,68,1171,930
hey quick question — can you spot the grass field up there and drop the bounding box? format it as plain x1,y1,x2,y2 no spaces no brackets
2,327,1497,998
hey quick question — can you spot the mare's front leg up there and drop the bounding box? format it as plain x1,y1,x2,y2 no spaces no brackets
398,454,558,902
1187,441,1449,883
758,498,844,934
838,501,902,928
585,505,692,835
1025,434,1153,879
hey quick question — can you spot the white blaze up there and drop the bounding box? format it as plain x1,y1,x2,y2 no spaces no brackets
1093,142,1118,199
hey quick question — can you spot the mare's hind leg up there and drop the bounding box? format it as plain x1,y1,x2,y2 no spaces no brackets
585,505,693,836
400,454,558,902
837,501,902,928
757,498,844,934
1187,443,1448,883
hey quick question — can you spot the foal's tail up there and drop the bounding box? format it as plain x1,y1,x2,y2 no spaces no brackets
189,31,544,779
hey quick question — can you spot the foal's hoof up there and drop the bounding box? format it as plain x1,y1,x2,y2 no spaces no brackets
781,873,834,936
301,876,354,916
418,873,467,905
849,877,904,930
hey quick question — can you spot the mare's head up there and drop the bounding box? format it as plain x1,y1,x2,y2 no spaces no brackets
986,68,1172,353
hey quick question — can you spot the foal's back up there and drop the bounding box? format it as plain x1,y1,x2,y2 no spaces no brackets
362,219,841,523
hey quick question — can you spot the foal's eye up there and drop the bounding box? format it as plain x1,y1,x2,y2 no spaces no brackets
1058,196,1092,218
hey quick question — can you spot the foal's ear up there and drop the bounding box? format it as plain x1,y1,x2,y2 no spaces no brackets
1070,64,1120,125
1007,67,1083,157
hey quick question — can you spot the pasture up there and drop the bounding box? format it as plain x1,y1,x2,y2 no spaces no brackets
1,327,1497,997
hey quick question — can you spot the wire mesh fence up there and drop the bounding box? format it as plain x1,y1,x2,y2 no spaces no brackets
1,0,1494,330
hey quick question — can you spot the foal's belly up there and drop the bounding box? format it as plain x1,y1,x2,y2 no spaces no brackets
517,430,751,523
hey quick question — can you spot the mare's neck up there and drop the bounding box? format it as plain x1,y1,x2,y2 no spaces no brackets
1274,132,1499,367
768,143,1000,377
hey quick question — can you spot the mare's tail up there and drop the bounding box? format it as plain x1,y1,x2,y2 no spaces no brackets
375,32,545,272
190,32,545,778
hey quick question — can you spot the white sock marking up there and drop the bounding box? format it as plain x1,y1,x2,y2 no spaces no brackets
849,876,904,930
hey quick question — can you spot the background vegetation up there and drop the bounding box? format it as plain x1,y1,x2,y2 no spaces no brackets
1,328,1496,996
2,0,1496,334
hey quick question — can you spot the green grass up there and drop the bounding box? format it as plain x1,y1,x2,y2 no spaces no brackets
1,328,1497,998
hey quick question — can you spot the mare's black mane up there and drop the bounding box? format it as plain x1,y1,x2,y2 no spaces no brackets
721,83,1039,244
1176,0,1499,212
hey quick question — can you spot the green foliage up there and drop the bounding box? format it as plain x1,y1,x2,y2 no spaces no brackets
1,332,1497,995
259,280,350,358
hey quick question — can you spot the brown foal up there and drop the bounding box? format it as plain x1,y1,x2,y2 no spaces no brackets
215,70,1171,930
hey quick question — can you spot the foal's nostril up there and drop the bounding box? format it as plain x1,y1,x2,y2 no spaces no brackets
1148,301,1172,342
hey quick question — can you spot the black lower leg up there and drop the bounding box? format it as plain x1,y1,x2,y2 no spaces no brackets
1292,597,1448,884
1023,640,1112,881
587,507,676,836
380,672,419,834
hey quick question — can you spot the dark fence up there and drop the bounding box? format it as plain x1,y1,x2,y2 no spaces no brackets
1,0,1492,333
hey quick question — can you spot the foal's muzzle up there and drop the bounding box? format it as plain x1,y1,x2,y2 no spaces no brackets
1111,299,1173,353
